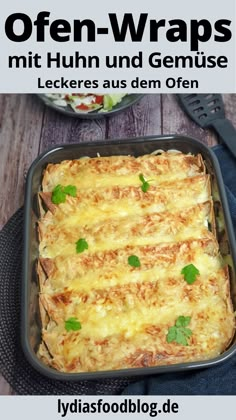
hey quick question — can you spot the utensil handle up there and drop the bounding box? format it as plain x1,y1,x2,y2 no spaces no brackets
212,118,236,159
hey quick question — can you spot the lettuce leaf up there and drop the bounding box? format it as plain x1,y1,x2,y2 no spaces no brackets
102,94,127,111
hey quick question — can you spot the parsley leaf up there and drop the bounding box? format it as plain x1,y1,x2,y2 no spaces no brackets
51,184,77,204
181,264,200,284
65,317,82,332
139,173,150,193
175,315,191,328
166,316,192,346
141,182,150,193
51,185,66,204
166,326,177,342
76,238,88,253
128,255,141,267
139,174,146,183
63,185,77,197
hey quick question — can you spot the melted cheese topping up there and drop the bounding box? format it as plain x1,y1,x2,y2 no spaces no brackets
38,151,235,373
42,153,204,191
39,202,213,257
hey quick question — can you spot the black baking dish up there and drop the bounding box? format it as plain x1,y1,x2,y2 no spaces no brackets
22,135,236,381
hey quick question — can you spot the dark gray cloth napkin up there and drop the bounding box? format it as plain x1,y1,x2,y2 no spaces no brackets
122,145,236,395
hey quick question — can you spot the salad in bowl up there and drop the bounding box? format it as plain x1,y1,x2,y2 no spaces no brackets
38,93,144,118
45,93,127,113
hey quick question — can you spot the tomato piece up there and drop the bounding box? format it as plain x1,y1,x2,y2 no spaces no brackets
76,104,90,110
94,95,104,104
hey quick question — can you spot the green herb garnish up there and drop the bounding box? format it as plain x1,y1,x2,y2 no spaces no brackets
166,316,192,346
76,238,88,253
128,255,141,267
139,174,150,193
51,185,66,204
65,317,82,332
63,185,77,197
51,184,77,204
181,264,200,284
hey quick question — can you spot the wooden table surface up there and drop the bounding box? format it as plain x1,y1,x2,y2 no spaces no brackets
0,93,236,394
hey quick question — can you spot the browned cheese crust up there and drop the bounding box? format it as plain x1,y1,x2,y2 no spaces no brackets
37,151,235,373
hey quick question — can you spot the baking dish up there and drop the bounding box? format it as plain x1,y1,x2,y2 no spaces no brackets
22,135,236,380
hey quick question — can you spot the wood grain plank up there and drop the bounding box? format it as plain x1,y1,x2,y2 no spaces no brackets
39,106,106,153
0,94,44,229
0,94,44,393
223,94,236,126
161,94,218,146
0,93,235,395
106,95,161,139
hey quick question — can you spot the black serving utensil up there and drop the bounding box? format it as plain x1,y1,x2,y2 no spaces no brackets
177,94,236,159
